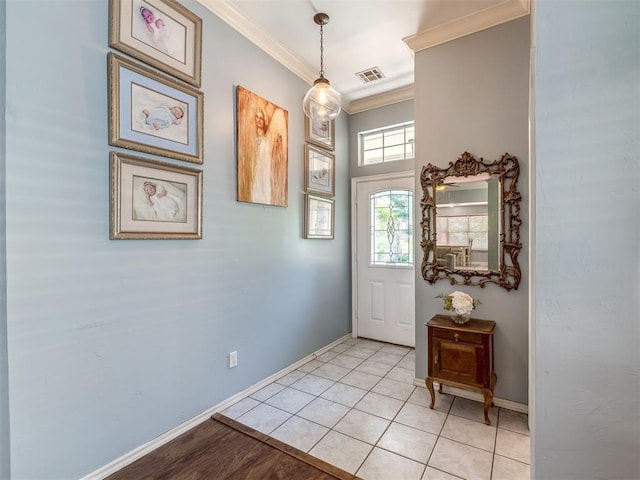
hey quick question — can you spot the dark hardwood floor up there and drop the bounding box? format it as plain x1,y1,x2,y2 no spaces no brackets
105,413,362,480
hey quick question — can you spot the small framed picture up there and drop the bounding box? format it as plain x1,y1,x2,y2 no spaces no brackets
304,144,335,196
109,0,202,87
305,115,335,151
305,194,335,240
108,53,203,164
110,151,202,239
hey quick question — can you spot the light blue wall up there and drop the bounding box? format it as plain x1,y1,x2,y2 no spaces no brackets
414,17,530,403
0,0,10,477
4,1,350,479
534,1,640,478
349,100,414,178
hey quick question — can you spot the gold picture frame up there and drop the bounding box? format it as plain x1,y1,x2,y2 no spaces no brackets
305,115,335,151
304,144,335,196
304,194,335,240
109,0,202,87
108,53,204,164
110,151,203,239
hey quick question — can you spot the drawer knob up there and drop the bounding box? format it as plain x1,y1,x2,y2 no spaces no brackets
454,333,460,342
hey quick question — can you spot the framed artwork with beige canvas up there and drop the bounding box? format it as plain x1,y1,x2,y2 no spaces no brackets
236,86,289,207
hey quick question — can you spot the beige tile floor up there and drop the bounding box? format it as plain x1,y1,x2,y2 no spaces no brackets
222,337,530,480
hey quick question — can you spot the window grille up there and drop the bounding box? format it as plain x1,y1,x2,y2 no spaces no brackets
359,122,414,166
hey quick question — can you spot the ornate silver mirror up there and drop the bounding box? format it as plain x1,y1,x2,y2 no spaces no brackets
420,152,522,290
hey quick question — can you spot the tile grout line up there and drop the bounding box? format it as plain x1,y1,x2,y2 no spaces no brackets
299,340,415,474
355,373,430,477
236,339,405,464
489,407,501,479
351,347,415,477
225,337,529,479
355,345,429,472
239,340,424,473
423,393,454,469
307,341,409,474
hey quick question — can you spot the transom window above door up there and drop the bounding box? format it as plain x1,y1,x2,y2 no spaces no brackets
370,189,413,266
359,122,415,165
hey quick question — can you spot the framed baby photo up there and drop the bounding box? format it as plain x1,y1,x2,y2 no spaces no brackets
108,53,203,164
110,151,202,239
305,113,335,151
304,144,335,196
304,194,335,240
109,0,202,87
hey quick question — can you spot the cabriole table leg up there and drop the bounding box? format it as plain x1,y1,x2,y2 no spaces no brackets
482,389,493,425
425,377,435,409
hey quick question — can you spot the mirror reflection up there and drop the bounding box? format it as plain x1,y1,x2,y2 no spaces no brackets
420,151,522,291
435,176,500,271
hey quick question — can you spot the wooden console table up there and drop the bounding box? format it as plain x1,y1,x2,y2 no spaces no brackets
425,314,497,425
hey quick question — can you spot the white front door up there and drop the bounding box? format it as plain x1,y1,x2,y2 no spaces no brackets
353,173,415,347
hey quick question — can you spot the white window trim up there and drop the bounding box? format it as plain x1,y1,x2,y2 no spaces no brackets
358,121,415,166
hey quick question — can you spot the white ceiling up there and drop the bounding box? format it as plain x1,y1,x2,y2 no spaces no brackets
197,0,529,113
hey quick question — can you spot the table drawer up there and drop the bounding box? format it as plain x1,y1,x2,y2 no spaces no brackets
430,327,483,345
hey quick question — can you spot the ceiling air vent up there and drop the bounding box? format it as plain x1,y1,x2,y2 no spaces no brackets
356,67,385,83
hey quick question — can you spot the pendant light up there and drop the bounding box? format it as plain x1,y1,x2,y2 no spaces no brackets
302,12,342,123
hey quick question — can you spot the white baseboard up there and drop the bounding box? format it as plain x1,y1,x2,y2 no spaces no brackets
79,334,351,480
412,378,529,414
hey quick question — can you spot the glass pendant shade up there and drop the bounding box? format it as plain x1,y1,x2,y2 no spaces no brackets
303,12,341,123
303,77,342,123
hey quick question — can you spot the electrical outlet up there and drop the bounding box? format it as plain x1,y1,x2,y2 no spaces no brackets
229,351,238,368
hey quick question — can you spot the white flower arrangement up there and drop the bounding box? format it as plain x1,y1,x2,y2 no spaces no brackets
435,291,480,317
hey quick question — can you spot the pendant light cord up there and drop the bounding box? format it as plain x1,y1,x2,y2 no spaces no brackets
319,22,325,78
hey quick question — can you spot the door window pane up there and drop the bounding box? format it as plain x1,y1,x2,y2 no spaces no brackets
370,189,413,266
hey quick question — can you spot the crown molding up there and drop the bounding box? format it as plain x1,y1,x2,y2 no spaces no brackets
197,0,317,85
403,0,530,52
198,0,527,113
346,85,415,115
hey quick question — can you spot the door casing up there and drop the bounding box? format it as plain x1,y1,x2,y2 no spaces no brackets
351,171,415,343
